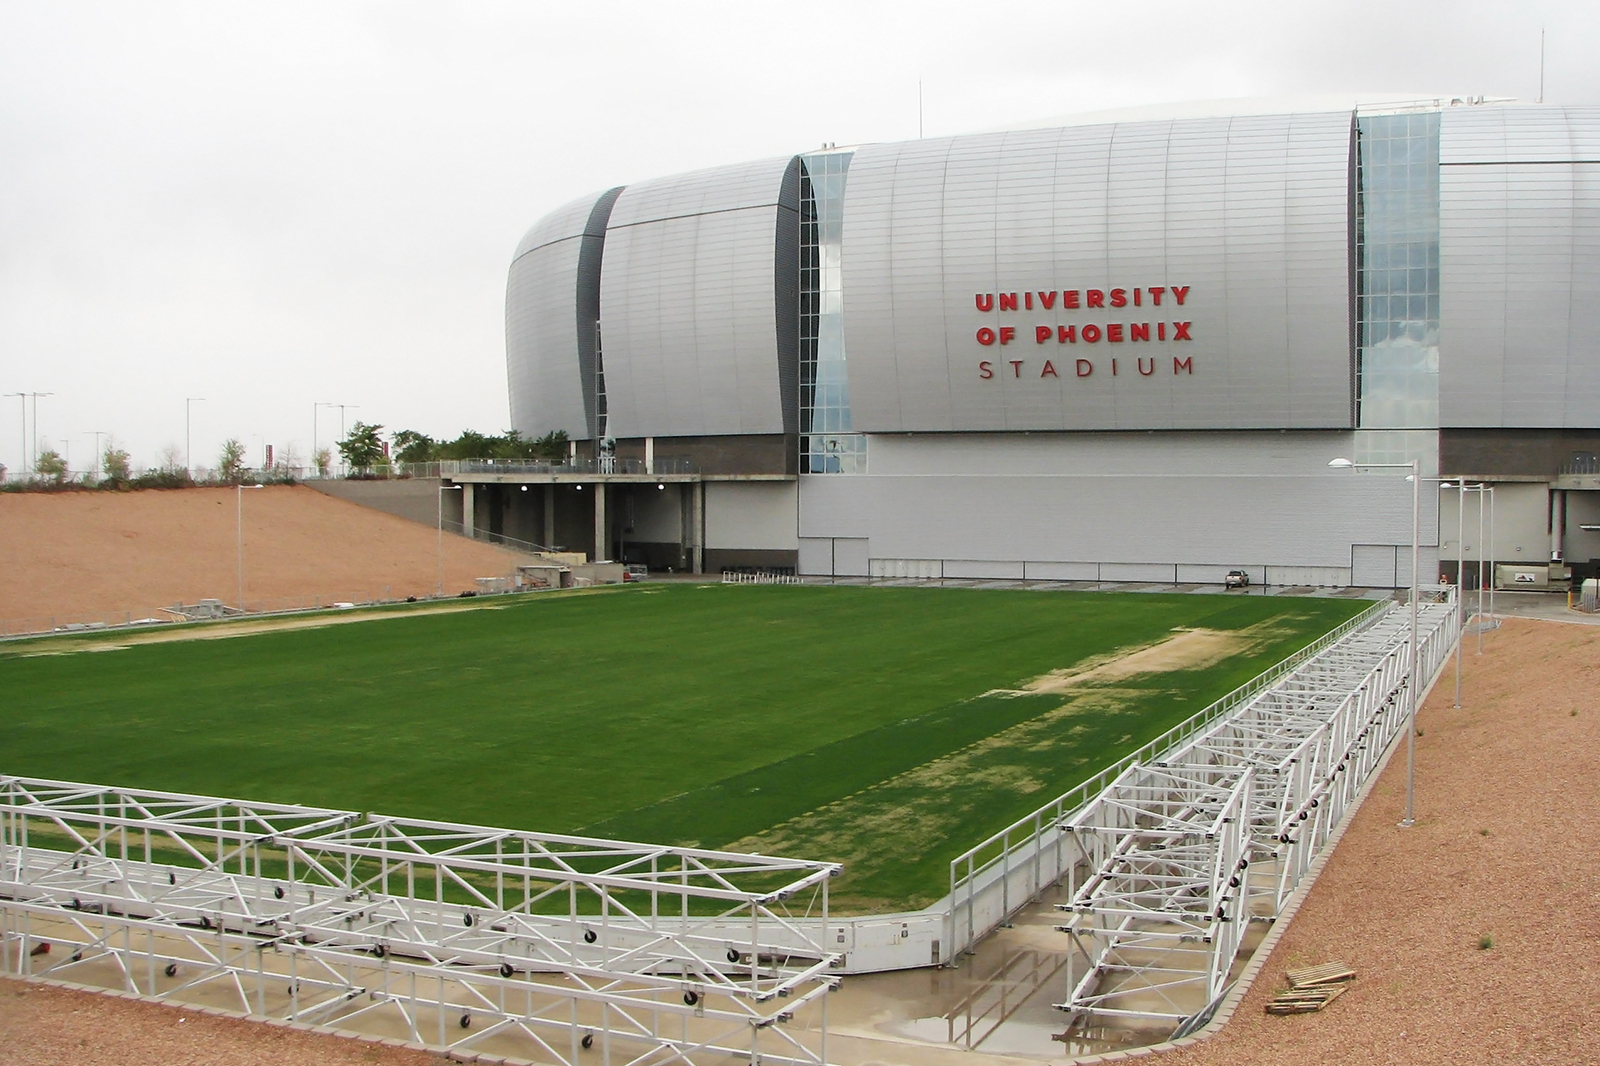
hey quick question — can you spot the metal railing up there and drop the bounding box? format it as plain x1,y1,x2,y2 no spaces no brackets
439,520,562,557
944,596,1393,956
1559,455,1600,476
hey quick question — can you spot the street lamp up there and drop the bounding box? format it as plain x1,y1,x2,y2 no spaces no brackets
1330,455,1422,828
237,483,265,611
86,431,109,482
438,484,463,596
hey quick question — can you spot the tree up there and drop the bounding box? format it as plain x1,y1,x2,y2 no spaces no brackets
157,444,185,476
35,447,67,483
338,421,387,471
391,429,437,465
103,444,131,482
271,443,303,481
217,438,247,483
532,430,569,462
313,448,332,478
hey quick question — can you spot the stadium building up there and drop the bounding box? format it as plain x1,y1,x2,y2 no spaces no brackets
471,97,1600,587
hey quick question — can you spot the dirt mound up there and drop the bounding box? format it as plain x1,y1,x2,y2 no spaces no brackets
0,485,522,627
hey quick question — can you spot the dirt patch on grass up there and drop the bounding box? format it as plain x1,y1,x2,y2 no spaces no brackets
995,618,1291,697
1,588,614,657
725,690,1140,911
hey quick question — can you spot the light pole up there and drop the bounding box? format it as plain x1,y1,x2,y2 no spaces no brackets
87,431,108,482
1439,480,1475,708
438,484,463,596
237,483,265,610
333,404,358,477
185,397,205,478
30,392,53,472
1330,455,1422,828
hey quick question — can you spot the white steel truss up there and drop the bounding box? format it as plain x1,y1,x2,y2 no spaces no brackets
0,777,841,1065
1055,589,1460,1032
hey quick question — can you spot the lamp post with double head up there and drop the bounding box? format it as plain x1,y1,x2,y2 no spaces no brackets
1330,455,1422,828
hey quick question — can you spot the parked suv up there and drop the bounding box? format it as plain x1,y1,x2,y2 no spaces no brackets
1224,569,1251,589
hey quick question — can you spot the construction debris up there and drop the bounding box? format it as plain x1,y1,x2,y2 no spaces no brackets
1286,962,1356,988
1266,962,1356,1015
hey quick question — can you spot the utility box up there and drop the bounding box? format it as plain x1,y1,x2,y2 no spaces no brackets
1494,564,1570,590
1495,565,1546,588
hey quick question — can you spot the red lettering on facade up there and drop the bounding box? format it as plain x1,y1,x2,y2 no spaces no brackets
1112,358,1118,376
1037,290,1057,309
977,327,996,345
1133,287,1142,307
979,360,994,379
1173,321,1192,340
1138,357,1155,376
1130,322,1150,342
975,293,995,312
1063,290,1080,309
1110,288,1127,308
1076,359,1094,377
999,293,1019,311
1009,359,1024,377
1172,286,1189,305
1158,322,1167,340
1107,323,1125,342
1000,325,1016,345
1086,289,1105,308
1082,324,1102,343
1041,360,1058,378
1149,286,1165,306
1174,356,1193,374
1025,291,1034,310
1035,325,1053,344
1058,324,1076,343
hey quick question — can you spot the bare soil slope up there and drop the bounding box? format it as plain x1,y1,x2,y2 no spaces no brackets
0,485,522,625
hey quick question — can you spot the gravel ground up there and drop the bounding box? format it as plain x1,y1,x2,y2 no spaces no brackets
2,616,1594,1066
0,983,436,1066
1159,615,1600,1066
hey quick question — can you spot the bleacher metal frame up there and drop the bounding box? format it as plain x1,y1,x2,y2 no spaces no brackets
1054,589,1459,1030
0,778,841,1065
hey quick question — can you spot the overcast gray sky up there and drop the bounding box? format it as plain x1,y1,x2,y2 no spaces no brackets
1,0,1595,474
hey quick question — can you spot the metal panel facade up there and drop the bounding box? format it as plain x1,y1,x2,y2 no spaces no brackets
1439,105,1600,428
506,191,612,440
841,112,1354,433
600,158,795,438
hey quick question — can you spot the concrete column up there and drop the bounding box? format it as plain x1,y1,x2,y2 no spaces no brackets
594,483,608,562
691,480,704,574
645,436,654,475
461,483,476,537
543,483,556,549
1552,489,1567,562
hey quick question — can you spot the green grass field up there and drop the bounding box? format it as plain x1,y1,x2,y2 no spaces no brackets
1,584,1364,910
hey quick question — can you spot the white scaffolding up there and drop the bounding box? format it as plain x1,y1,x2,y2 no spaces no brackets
0,777,841,1065
1055,590,1459,1031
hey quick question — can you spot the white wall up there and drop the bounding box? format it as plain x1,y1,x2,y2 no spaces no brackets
705,481,798,550
796,431,1438,585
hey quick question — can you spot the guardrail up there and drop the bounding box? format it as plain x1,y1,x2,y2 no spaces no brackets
438,520,561,556
944,595,1393,957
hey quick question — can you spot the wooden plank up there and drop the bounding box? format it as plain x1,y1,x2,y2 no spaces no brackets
1265,982,1347,1015
1286,961,1356,987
